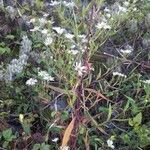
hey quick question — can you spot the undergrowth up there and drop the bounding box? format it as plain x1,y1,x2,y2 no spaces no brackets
0,0,150,150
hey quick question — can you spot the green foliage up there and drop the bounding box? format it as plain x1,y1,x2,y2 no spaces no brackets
32,143,50,150
0,0,150,149
2,128,16,142
0,42,11,54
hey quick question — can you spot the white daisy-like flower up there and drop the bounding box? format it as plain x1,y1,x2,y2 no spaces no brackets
44,36,53,46
30,26,40,32
39,18,47,26
49,1,60,6
40,29,48,34
107,139,115,149
113,72,127,78
52,137,59,142
65,33,74,39
38,70,54,81
26,78,37,86
74,62,86,76
96,22,111,30
52,27,65,35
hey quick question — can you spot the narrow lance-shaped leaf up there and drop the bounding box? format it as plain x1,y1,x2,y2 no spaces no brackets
61,117,76,148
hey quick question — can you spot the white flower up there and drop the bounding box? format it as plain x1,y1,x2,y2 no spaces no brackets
107,139,115,149
120,49,132,54
63,1,75,7
78,34,88,43
52,27,65,34
38,71,54,81
43,13,49,17
30,26,40,32
65,33,74,39
26,78,37,86
71,45,76,49
142,80,150,84
113,72,127,78
118,5,127,13
40,29,48,34
96,22,111,30
124,1,130,7
74,62,86,76
49,1,60,6
44,36,53,46
106,13,111,18
68,49,78,55
119,45,133,54
78,34,86,39
104,8,111,13
39,18,47,26
52,137,59,142
29,18,36,23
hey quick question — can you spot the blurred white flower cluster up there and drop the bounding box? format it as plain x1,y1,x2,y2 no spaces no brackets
113,72,127,78
6,5,16,19
0,0,3,7
107,139,115,149
2,35,32,82
38,70,54,81
49,0,75,8
119,45,134,54
26,78,37,86
103,0,137,18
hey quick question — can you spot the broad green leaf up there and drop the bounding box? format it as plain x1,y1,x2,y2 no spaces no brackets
40,143,50,150
128,118,134,126
0,46,11,54
22,123,31,135
32,144,41,150
2,128,12,140
133,112,142,126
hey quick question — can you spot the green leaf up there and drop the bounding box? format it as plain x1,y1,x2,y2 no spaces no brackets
0,46,11,54
128,118,134,126
133,112,142,126
32,144,41,150
124,100,130,112
5,35,15,40
129,112,142,127
2,128,12,140
107,103,112,121
3,141,9,148
22,123,31,135
40,143,50,150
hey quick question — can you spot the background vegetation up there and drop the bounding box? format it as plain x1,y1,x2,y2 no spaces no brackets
0,0,150,149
